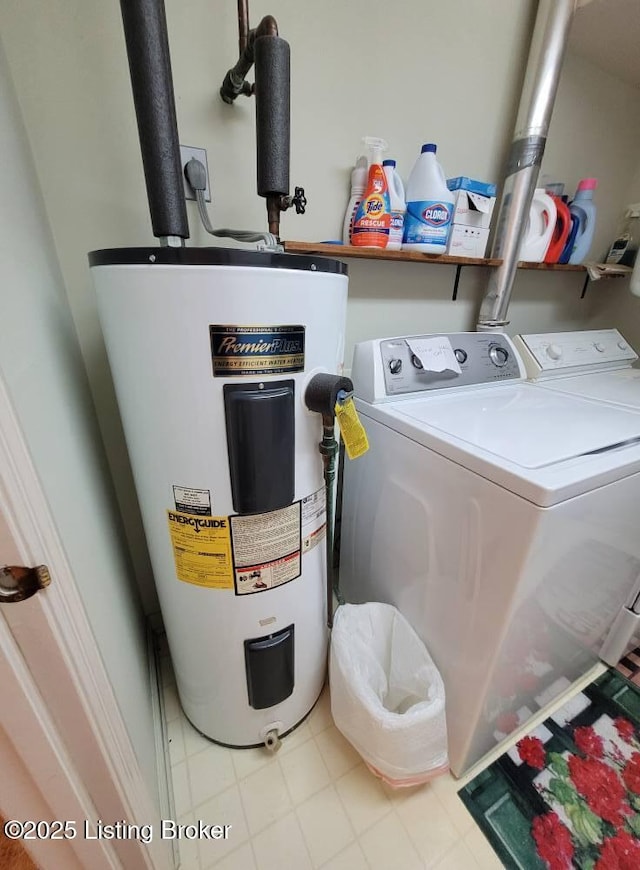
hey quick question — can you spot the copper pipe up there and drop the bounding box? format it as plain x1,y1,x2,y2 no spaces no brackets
267,194,281,239
237,2,278,54
237,0,249,54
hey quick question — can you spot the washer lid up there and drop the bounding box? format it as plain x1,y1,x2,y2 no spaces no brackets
393,384,640,469
536,370,640,410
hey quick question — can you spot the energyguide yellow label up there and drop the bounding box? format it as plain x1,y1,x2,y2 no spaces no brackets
167,510,234,589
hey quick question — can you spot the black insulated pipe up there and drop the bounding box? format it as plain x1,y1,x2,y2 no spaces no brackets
304,374,353,418
254,36,291,200
119,0,189,241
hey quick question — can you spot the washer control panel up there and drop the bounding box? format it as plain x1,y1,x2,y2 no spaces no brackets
369,333,522,397
515,329,637,379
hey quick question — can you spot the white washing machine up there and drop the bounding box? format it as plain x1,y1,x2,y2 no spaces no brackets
515,329,640,667
339,332,640,776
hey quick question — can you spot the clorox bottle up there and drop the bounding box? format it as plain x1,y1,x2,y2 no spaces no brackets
402,143,454,254
351,137,391,248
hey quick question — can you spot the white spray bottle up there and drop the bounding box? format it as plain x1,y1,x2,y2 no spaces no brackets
342,156,368,245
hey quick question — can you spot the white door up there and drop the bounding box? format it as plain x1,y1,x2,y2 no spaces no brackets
0,383,172,870
0,604,117,870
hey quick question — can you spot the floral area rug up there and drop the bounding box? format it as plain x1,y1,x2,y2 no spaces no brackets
458,669,640,869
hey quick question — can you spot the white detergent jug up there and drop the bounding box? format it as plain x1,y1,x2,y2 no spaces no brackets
519,188,556,262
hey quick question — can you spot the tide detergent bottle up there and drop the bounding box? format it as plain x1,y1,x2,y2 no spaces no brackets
351,137,391,248
402,143,455,253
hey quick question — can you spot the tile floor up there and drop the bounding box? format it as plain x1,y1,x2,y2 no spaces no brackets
160,654,502,870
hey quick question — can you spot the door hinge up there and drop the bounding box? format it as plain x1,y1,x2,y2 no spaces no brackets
0,565,52,604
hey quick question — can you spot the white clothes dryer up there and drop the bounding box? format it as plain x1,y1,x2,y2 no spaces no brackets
514,329,640,409
339,332,640,776
515,329,640,667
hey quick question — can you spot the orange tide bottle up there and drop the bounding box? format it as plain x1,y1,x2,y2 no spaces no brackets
351,137,391,248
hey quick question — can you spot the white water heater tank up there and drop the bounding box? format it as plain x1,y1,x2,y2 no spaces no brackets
90,247,348,747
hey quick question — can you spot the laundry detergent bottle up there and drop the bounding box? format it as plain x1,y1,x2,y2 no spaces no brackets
519,188,556,262
402,143,454,254
558,195,579,264
568,178,598,264
544,194,572,264
383,159,406,250
351,137,391,248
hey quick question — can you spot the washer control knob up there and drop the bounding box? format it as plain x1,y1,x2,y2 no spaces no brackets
388,358,402,374
546,344,563,360
489,344,509,367
411,354,423,370
618,341,628,351
455,348,467,364
594,342,606,353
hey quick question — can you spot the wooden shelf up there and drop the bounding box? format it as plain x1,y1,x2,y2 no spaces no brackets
284,241,627,274
283,241,502,268
283,242,628,300
517,261,586,272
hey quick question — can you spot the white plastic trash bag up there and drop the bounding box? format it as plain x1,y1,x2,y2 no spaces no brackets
330,602,448,787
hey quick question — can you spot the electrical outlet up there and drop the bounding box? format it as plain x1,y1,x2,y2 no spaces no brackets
180,145,211,202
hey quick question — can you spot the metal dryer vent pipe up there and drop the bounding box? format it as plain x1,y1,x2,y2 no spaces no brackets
477,0,576,332
119,0,189,244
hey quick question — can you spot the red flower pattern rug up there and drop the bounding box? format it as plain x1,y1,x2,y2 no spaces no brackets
459,668,640,869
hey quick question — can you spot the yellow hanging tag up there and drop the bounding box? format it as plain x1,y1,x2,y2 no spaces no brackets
335,398,369,460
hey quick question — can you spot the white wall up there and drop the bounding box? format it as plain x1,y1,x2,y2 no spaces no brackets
542,52,640,263
2,0,640,609
0,40,158,806
535,44,640,346
588,119,640,349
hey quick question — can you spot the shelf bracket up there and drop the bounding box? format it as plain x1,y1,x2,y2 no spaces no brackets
580,273,590,299
452,265,462,301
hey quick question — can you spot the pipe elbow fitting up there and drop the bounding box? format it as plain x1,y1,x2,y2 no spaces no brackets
255,15,278,38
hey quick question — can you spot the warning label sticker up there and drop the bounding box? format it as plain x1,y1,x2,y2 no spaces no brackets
230,502,301,595
172,485,211,516
234,553,300,595
167,510,233,589
302,487,326,554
